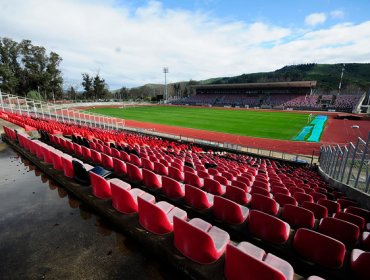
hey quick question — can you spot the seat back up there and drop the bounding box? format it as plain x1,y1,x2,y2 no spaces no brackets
293,192,313,205
293,228,345,268
213,196,249,225
318,217,360,247
274,193,297,207
302,201,328,220
203,177,225,195
224,185,251,205
351,249,370,280
168,166,184,181
213,175,228,186
89,171,111,199
141,157,154,171
184,171,203,188
248,210,290,244
318,199,340,215
112,157,127,175
345,206,370,222
231,180,249,192
142,168,162,190
251,194,279,215
126,162,143,182
334,212,365,231
154,161,168,176
101,153,113,170
161,176,185,199
282,204,315,229
130,154,142,167
184,184,213,210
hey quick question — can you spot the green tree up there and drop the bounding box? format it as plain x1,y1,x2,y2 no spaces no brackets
81,73,93,99
26,90,43,101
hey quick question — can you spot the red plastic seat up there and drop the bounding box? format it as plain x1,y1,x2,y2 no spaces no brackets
251,186,272,198
231,180,250,192
173,217,230,264
138,198,187,235
225,242,294,280
213,175,229,186
248,210,290,244
110,148,121,159
274,193,298,207
318,199,340,215
236,175,252,187
293,192,313,205
251,193,279,215
271,186,290,196
334,212,366,231
112,157,127,175
318,217,360,247
111,183,154,214
289,187,305,195
184,171,203,188
252,180,270,191
161,176,185,199
213,196,249,225
208,168,219,176
302,201,328,220
337,198,358,209
282,204,315,229
350,249,370,280
81,146,92,161
345,207,370,222
142,168,162,190
126,162,143,182
203,178,226,195
119,150,130,162
61,154,74,178
101,153,113,170
89,172,111,199
224,185,251,205
293,228,345,268
130,154,142,167
154,161,168,176
184,184,214,210
197,170,211,179
51,150,64,171
73,143,83,157
361,232,370,250
141,157,154,171
168,166,184,181
309,191,327,202
91,150,102,165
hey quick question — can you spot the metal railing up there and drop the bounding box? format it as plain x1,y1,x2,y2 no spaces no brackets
320,132,370,193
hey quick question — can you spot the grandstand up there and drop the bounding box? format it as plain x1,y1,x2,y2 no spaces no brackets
172,81,364,112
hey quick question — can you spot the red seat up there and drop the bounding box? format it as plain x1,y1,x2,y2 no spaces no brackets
203,178,226,195
161,176,185,199
130,154,142,167
274,193,297,207
138,198,187,235
251,186,272,198
142,168,162,190
318,217,360,247
302,201,328,219
213,174,229,186
337,198,358,209
345,207,370,222
282,204,315,229
350,249,370,280
91,150,102,165
89,172,111,199
271,186,290,196
231,180,250,192
236,175,252,187
154,161,168,176
110,148,121,159
248,210,290,244
289,187,305,195
361,232,370,250
73,143,83,157
111,180,154,214
251,194,279,215
112,157,127,175
126,162,143,182
81,146,92,161
119,150,130,162
225,242,294,280
222,171,234,181
224,185,251,205
173,217,230,264
101,153,113,170
141,157,154,171
213,196,249,225
61,155,74,178
184,184,213,210
51,150,64,171
309,191,327,202
168,166,184,181
293,228,345,268
318,199,340,215
334,212,366,231
293,192,313,205
184,171,203,188
184,165,195,173
252,180,270,190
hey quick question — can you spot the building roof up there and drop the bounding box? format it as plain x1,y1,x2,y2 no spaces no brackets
192,81,317,89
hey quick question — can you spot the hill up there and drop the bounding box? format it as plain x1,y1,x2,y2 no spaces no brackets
207,63,370,91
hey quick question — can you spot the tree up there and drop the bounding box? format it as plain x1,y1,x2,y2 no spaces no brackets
81,73,93,99
93,74,108,99
26,90,43,101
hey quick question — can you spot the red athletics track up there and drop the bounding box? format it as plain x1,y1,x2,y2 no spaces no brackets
75,106,370,156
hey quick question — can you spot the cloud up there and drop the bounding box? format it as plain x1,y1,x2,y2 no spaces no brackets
330,10,345,19
0,1,369,89
305,13,327,26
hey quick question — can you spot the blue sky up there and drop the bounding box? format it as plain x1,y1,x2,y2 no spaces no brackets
1,0,370,89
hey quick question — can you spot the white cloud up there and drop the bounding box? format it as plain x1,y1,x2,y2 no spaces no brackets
0,1,369,89
305,13,327,26
331,10,345,19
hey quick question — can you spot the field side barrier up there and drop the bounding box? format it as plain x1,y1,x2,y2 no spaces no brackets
0,91,318,164
319,132,370,194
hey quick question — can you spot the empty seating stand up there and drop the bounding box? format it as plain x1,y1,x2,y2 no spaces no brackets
225,242,294,280
173,217,230,264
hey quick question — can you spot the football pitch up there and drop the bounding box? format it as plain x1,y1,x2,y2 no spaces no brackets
87,106,312,140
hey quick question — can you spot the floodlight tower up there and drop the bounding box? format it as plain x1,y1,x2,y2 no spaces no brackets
163,67,169,102
338,63,345,95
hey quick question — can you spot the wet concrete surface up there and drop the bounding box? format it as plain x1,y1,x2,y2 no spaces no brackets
0,142,184,280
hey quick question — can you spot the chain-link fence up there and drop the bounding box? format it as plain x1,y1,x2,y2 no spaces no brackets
320,132,370,193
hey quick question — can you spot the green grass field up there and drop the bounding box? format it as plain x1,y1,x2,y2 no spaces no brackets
87,106,311,140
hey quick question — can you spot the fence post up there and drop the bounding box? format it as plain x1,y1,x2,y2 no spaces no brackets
354,134,370,189
346,139,360,185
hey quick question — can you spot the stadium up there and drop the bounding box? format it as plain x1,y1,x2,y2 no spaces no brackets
1,1,370,280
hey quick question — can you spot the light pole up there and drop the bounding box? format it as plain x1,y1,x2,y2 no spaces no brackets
163,67,168,102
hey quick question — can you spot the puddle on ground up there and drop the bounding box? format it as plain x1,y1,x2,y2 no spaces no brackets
0,144,186,280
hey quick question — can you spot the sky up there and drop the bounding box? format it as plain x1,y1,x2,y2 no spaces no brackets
1,0,370,89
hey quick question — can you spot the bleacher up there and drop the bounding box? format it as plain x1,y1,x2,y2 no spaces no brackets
2,111,370,280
